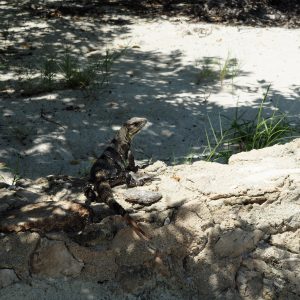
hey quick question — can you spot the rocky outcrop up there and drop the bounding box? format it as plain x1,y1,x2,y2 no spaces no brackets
31,238,84,278
0,139,299,299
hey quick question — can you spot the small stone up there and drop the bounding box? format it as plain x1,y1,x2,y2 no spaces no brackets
144,161,167,174
164,217,171,226
124,189,162,206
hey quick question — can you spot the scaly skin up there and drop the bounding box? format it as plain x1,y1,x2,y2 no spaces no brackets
84,117,150,240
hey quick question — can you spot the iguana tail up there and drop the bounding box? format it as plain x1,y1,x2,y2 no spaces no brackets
90,180,151,241
106,197,151,241
123,214,151,241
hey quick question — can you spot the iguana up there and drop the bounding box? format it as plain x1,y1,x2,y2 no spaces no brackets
84,117,150,240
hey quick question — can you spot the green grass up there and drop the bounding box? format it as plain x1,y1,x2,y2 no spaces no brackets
19,48,124,96
218,55,240,86
59,48,125,90
40,55,57,87
196,54,240,87
195,57,219,84
0,159,22,186
205,86,296,162
58,52,95,89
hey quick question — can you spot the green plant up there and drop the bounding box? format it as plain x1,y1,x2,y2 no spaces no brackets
218,54,240,86
183,147,198,165
196,55,240,87
40,55,57,87
91,48,126,88
171,152,179,166
18,47,124,95
205,86,296,162
59,52,85,88
58,48,124,90
0,159,22,186
18,68,42,96
195,57,219,84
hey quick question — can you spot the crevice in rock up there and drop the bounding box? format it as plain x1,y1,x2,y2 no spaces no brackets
28,234,41,278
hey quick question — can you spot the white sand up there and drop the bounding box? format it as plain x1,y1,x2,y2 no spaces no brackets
0,12,299,180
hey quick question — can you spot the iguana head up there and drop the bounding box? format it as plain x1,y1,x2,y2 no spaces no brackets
124,117,147,139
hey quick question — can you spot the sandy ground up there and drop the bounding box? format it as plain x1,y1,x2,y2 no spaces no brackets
0,6,300,180
0,278,181,300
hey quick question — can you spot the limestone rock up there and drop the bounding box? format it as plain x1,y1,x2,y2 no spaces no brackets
31,238,83,278
124,189,162,205
214,228,264,258
236,268,264,300
144,160,167,174
68,243,118,282
0,202,9,214
270,230,300,253
0,182,9,189
0,140,300,299
117,264,155,294
0,268,19,288
0,189,27,213
0,232,40,279
112,227,156,266
241,242,300,298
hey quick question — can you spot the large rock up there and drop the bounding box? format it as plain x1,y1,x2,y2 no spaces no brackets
0,232,40,279
68,242,118,282
0,269,19,288
0,139,299,299
31,238,84,278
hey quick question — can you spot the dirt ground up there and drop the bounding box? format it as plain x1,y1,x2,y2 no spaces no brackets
24,0,300,28
0,0,299,180
110,0,300,28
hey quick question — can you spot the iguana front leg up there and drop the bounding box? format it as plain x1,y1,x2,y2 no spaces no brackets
127,150,138,172
125,172,147,187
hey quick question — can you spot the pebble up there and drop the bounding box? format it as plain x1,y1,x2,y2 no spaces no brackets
124,190,162,206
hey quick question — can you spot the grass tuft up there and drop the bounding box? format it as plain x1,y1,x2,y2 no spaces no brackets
19,47,125,96
205,85,297,162
196,54,240,87
0,158,22,186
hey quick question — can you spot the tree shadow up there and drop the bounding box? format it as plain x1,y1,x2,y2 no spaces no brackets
0,0,299,182
0,2,299,298
0,48,299,180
